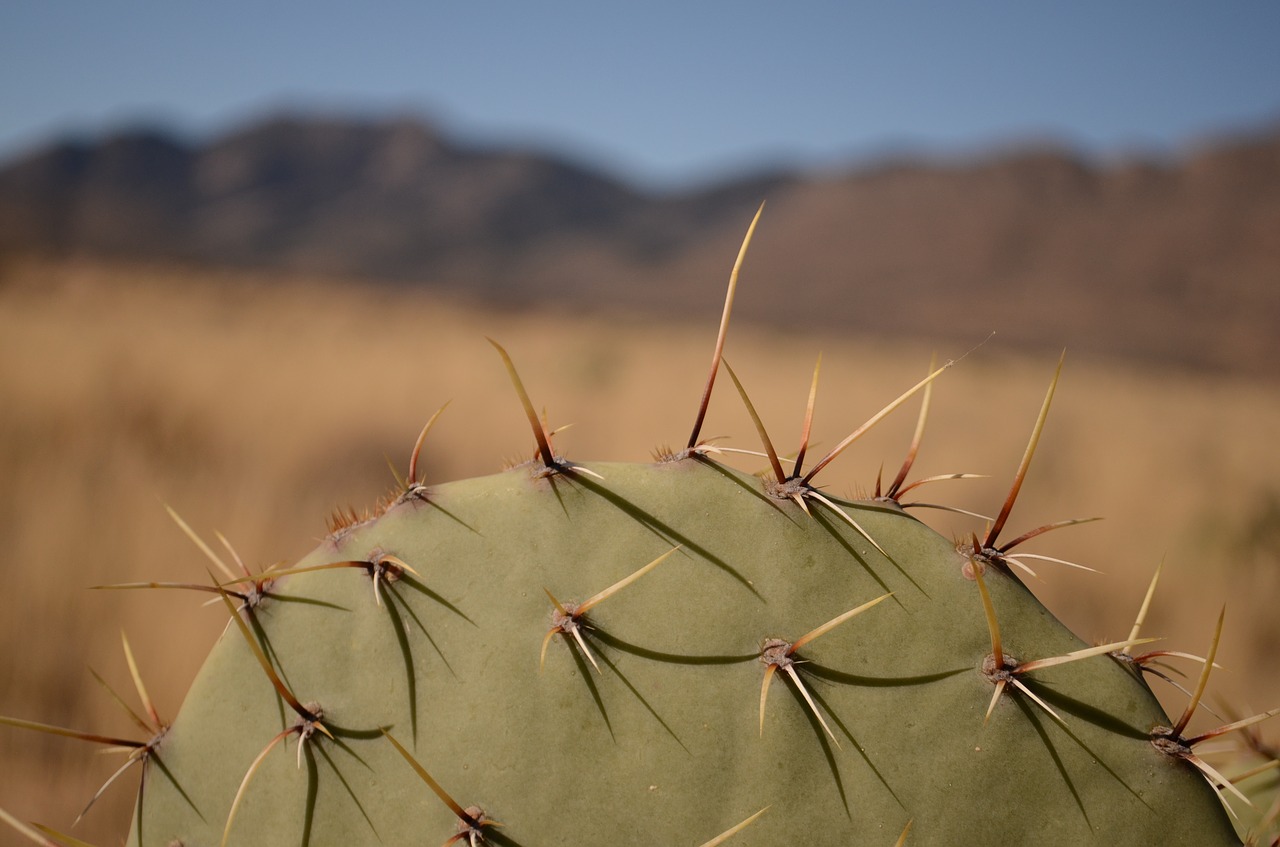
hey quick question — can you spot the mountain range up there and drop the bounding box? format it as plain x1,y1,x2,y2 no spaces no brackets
2,114,1277,376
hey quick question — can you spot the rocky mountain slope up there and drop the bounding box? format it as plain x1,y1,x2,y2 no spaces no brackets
2,115,1277,374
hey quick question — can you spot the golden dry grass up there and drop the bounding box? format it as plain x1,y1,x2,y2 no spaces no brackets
1,259,1278,841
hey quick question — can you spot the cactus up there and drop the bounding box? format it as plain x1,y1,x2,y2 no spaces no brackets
2,207,1278,846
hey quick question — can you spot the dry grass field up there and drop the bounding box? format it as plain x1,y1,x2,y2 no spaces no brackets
2,259,1278,842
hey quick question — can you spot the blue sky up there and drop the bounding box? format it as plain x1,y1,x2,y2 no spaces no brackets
3,1,1279,188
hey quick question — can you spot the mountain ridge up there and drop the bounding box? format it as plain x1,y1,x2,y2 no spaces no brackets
2,113,1277,376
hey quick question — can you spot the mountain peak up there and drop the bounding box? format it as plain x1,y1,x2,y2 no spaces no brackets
1,114,1277,376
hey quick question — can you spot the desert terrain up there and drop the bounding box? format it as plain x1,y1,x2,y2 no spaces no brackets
1,258,1278,841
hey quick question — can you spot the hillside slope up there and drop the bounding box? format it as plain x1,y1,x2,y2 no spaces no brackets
1,115,1278,374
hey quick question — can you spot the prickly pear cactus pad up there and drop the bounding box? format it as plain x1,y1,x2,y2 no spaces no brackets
132,459,1239,847
2,209,1276,846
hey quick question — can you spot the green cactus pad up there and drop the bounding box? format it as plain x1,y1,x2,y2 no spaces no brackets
129,459,1239,846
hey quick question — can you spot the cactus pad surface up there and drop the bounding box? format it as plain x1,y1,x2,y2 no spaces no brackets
129,458,1239,845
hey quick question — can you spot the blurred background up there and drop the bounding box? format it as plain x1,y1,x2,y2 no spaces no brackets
2,2,1279,841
